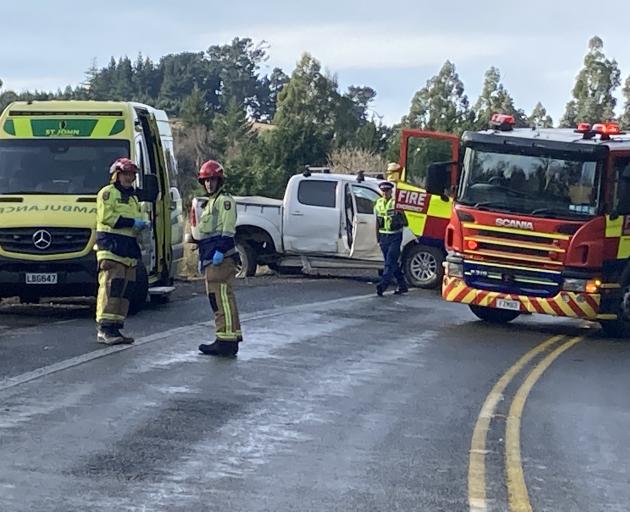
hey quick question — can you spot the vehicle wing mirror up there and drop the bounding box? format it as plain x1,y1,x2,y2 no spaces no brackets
139,175,159,202
426,161,455,200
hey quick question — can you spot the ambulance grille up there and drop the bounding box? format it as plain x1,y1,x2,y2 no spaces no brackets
0,228,92,255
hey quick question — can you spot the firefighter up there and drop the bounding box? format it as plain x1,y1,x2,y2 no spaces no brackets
95,158,149,344
374,181,408,296
196,160,243,357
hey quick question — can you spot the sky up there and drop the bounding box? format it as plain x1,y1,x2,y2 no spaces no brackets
2,1,629,126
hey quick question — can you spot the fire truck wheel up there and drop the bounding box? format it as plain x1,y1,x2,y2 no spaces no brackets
403,245,444,289
469,305,520,323
599,289,630,338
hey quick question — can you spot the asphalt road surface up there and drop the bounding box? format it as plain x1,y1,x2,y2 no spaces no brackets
1,275,629,512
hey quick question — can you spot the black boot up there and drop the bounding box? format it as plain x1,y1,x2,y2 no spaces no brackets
376,284,385,297
113,325,135,344
199,340,238,357
394,286,409,295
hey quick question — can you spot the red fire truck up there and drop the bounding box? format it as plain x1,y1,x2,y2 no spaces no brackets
423,114,630,337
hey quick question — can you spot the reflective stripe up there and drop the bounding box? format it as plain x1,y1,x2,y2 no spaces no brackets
221,283,233,335
92,118,118,138
96,312,125,322
13,118,33,137
462,222,571,240
442,277,600,319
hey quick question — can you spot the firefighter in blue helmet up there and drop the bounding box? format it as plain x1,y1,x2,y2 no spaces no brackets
374,181,408,296
95,158,150,345
196,160,243,357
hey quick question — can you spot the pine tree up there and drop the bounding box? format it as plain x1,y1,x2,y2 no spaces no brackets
560,36,621,126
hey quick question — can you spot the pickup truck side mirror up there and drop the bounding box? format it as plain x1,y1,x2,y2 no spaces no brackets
426,161,454,199
139,175,159,203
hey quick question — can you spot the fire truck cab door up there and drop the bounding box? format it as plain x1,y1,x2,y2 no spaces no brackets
396,129,460,239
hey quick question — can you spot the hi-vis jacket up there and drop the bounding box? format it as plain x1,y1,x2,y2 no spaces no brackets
96,183,142,267
198,190,237,270
374,196,405,235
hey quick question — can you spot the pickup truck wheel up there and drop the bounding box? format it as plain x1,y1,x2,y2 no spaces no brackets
129,263,149,315
403,245,444,289
469,305,520,323
236,242,257,277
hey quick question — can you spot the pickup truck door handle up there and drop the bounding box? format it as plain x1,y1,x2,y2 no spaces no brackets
358,220,369,224
290,211,304,216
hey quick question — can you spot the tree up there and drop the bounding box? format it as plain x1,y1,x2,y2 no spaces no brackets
621,75,630,129
405,61,473,133
257,67,289,121
473,67,528,129
181,86,211,128
207,37,269,117
265,53,341,188
560,36,621,127
158,52,217,116
528,102,554,128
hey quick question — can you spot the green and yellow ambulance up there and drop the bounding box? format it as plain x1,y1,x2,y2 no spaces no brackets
0,100,183,309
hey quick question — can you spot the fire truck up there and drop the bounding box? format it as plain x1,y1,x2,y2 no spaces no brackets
422,114,630,337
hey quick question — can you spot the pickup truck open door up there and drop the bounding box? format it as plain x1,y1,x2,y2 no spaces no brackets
346,183,382,260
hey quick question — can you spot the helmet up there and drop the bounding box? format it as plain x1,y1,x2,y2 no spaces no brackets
387,162,402,173
198,160,225,181
379,181,395,190
109,157,138,176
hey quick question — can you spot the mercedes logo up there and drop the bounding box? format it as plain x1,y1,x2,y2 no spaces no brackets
32,229,52,250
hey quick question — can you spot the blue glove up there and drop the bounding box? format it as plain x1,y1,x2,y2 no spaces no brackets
133,219,150,231
212,251,224,266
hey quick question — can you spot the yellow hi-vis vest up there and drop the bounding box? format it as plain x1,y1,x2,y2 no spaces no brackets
374,196,402,234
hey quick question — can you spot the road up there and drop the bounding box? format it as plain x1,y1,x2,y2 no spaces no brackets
1,275,629,512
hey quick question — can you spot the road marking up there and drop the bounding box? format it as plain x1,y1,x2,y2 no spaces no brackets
0,292,374,393
468,334,566,512
505,335,584,512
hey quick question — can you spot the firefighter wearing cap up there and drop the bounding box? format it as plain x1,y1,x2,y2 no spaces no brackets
95,158,150,345
196,160,242,357
374,180,408,296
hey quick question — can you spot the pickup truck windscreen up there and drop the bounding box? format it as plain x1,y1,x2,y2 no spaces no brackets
457,147,602,219
0,139,130,195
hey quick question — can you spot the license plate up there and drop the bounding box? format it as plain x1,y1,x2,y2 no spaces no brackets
25,273,58,285
496,298,520,311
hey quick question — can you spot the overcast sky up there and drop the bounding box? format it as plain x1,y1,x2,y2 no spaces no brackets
2,1,629,125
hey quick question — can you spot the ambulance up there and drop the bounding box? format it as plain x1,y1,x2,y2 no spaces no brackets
0,101,184,309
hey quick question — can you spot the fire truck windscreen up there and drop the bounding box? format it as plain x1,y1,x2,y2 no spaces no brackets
457,147,602,219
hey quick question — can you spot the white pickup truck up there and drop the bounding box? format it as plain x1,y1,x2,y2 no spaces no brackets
189,171,441,287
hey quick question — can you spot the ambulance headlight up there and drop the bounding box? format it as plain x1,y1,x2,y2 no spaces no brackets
446,261,464,278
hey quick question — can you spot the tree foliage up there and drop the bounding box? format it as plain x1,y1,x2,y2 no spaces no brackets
560,36,621,127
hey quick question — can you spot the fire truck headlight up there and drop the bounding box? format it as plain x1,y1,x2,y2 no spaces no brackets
563,278,601,293
446,261,464,278
563,278,587,292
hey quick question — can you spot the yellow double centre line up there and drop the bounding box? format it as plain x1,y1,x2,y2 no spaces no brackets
468,334,585,511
